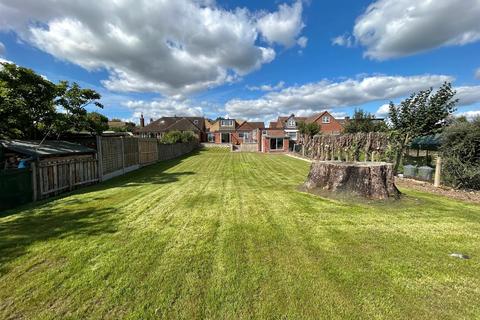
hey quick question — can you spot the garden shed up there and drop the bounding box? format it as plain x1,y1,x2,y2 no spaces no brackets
0,140,99,207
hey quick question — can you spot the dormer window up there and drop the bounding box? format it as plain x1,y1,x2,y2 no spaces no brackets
220,119,234,126
322,116,330,123
193,120,198,124
287,119,296,127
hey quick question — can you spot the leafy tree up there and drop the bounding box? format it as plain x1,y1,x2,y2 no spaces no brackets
388,82,457,173
53,81,104,134
298,121,320,138
0,63,57,139
84,112,109,134
440,117,480,189
343,108,387,133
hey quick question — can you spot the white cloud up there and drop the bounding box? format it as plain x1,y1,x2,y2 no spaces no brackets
0,0,305,96
332,34,353,47
123,98,204,121
225,74,453,119
351,0,480,59
475,68,480,80
246,81,285,91
375,104,390,118
257,1,306,48
456,110,480,120
456,86,480,106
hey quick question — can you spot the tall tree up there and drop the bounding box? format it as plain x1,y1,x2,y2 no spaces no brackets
343,108,387,133
389,82,457,173
298,121,321,140
0,63,57,139
53,81,104,135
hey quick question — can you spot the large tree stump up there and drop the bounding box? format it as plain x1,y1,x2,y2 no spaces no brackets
303,161,400,200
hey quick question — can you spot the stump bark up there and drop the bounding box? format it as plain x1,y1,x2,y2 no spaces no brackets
303,161,400,200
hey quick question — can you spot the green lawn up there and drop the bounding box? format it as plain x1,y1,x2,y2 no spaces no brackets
1,149,479,319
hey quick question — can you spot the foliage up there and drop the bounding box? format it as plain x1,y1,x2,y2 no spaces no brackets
343,108,387,133
298,121,320,138
160,130,198,144
52,81,104,135
441,117,480,189
0,63,57,139
0,62,106,139
388,82,457,172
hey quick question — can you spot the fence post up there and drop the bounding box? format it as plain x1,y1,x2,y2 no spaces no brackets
434,156,442,188
31,162,37,202
121,136,125,173
96,135,104,181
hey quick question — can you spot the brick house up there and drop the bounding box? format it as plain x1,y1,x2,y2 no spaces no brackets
261,129,289,153
134,115,206,140
205,119,264,147
270,111,345,140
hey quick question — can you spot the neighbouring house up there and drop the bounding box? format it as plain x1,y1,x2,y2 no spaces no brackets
205,118,265,149
261,129,290,153
270,111,346,141
134,114,206,141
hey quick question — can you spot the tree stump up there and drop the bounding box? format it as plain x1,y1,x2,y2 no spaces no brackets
303,161,400,200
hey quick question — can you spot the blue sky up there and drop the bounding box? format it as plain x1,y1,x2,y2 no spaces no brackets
1,0,479,123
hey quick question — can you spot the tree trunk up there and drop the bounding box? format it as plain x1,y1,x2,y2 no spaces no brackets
303,161,400,200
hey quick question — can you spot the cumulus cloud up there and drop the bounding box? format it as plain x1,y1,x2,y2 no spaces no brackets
456,110,480,120
456,86,480,106
257,1,306,48
351,0,480,59
246,81,285,91
375,104,390,118
123,98,204,121
225,74,454,119
332,34,353,47
0,0,306,96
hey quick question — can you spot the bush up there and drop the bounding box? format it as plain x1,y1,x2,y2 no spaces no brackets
440,117,480,189
160,131,198,144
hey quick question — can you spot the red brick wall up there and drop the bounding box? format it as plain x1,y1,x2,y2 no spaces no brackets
214,132,221,144
231,132,241,145
262,136,289,152
311,113,344,134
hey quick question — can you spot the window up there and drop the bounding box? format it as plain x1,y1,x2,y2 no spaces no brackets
287,132,297,140
287,119,296,127
220,119,234,126
238,132,244,138
207,133,215,142
270,138,284,150
193,119,198,125
322,116,330,123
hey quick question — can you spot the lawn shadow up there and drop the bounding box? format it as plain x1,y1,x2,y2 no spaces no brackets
0,204,119,274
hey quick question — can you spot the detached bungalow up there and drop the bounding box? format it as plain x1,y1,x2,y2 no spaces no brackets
134,115,205,141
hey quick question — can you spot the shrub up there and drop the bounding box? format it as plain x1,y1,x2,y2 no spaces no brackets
160,131,198,144
440,117,480,189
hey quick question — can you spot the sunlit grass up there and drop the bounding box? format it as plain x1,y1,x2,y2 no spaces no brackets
1,149,479,319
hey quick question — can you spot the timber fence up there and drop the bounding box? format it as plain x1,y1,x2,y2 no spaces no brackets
26,137,198,202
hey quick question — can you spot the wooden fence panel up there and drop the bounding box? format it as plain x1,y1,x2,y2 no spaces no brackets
101,137,123,174
139,138,158,164
123,138,139,167
37,156,99,199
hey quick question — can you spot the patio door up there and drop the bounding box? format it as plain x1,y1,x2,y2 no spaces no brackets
270,138,283,150
221,133,230,143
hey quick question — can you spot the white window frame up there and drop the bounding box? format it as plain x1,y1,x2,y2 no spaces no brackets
220,119,234,127
287,119,296,127
322,116,330,123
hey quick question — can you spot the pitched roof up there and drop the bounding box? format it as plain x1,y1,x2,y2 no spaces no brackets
237,121,265,131
0,140,96,157
269,121,278,128
136,116,204,133
166,118,201,132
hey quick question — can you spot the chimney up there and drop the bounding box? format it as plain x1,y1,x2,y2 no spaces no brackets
140,114,145,127
150,118,154,124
